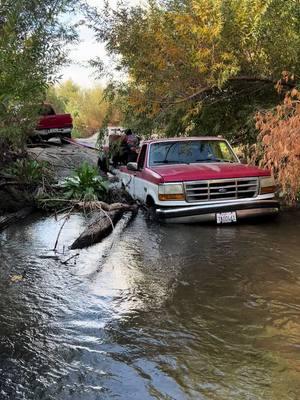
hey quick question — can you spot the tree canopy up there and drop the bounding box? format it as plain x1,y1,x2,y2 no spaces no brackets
91,0,300,141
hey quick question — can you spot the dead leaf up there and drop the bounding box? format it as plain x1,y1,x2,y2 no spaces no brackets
10,275,24,283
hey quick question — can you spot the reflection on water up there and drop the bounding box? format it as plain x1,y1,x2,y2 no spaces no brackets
0,211,300,399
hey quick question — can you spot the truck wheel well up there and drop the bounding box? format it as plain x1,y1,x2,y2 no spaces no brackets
146,195,155,207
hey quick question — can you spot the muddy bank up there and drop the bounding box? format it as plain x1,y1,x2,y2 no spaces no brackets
0,181,34,213
0,208,33,230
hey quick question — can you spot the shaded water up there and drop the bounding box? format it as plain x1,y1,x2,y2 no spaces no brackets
0,211,300,400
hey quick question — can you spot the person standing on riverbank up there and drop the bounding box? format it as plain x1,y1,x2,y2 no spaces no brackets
124,129,139,162
97,145,109,176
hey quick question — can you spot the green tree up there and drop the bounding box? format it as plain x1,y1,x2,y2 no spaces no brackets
91,0,300,142
0,0,80,150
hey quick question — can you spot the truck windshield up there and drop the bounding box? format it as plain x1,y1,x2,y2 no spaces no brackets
149,140,238,166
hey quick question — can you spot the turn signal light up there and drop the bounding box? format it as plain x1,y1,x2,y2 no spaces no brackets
158,194,185,201
260,185,276,194
260,176,276,195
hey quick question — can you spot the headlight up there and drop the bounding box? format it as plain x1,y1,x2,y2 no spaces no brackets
260,176,276,195
158,183,185,201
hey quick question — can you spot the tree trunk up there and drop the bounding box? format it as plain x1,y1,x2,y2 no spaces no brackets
70,208,133,249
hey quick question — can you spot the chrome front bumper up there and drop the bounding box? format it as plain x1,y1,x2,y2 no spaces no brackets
156,200,280,224
33,128,72,139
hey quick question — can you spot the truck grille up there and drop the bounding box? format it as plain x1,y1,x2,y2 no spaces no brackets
185,178,259,203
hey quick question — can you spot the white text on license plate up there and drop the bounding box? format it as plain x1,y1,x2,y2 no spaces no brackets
47,128,64,133
216,212,237,224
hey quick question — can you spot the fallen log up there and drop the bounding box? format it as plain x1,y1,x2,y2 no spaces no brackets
0,208,33,232
39,198,135,213
70,208,133,249
75,201,135,212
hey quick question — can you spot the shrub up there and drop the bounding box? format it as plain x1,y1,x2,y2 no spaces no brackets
6,158,53,186
255,88,300,205
63,162,108,201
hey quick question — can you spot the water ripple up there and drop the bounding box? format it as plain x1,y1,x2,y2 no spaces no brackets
0,212,300,399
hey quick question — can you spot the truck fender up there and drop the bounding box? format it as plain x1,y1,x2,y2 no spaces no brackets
146,188,158,206
122,174,133,188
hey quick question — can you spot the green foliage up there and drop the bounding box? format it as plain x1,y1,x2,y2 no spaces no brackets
159,82,281,144
92,0,300,142
6,158,53,186
0,0,80,150
63,162,108,201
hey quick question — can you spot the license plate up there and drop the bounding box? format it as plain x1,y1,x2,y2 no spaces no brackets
47,128,64,133
216,212,237,224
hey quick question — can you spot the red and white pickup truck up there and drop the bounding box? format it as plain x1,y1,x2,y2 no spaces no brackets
119,137,279,223
33,104,73,142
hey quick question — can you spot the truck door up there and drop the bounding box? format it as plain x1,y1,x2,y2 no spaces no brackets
134,144,148,201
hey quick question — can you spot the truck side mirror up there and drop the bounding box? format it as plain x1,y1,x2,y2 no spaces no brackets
127,162,138,171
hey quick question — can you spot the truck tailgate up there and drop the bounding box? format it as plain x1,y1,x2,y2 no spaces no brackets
37,114,73,130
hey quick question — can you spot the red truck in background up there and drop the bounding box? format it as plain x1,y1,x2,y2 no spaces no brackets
32,104,73,143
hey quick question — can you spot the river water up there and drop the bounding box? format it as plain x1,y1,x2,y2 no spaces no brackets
0,211,300,400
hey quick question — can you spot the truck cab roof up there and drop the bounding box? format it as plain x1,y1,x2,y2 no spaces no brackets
143,136,224,145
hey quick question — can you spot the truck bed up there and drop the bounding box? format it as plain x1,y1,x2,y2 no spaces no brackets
36,114,73,130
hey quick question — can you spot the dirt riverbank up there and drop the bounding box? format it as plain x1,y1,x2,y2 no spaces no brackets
0,142,99,216
0,141,135,244
28,142,98,179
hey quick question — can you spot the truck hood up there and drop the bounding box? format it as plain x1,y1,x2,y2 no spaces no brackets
150,163,270,182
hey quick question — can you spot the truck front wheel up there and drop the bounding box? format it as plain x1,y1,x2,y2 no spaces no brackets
146,196,158,221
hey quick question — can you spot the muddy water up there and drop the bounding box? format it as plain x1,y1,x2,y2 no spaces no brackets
0,211,300,400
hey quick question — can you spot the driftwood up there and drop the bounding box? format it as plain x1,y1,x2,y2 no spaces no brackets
39,198,135,213
70,206,135,249
0,208,33,232
74,201,135,212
